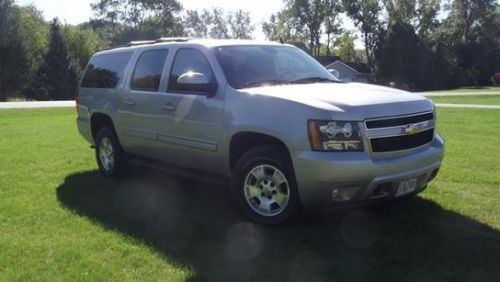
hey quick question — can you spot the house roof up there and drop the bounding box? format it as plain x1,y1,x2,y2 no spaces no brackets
315,55,340,66
326,60,371,74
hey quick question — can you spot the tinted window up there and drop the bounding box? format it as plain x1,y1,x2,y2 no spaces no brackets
168,49,214,92
81,52,133,88
131,49,169,91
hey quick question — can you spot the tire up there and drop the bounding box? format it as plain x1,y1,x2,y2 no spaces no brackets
231,145,301,225
95,127,127,177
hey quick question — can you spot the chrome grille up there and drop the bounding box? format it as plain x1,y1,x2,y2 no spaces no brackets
364,112,435,153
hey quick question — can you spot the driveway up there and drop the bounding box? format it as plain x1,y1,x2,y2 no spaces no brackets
434,103,500,109
420,91,500,97
0,101,75,109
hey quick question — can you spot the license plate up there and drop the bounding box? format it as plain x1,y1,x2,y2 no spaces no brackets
396,178,417,197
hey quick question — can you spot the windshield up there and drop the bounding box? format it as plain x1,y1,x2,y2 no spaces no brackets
213,45,340,89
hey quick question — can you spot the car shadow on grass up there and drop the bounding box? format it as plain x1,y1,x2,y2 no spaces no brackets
56,170,500,282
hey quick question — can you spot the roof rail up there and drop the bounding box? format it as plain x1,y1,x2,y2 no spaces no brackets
123,37,190,48
126,40,156,46
156,37,190,43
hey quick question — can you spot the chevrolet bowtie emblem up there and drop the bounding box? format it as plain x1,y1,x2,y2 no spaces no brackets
402,124,420,136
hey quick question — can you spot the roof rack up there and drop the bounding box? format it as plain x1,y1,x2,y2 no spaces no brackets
124,37,190,47
126,40,156,46
156,37,190,43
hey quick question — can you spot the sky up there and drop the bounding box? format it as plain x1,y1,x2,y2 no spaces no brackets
15,0,287,40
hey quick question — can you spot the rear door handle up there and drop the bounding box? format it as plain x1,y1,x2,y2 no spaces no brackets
124,99,136,106
161,103,176,111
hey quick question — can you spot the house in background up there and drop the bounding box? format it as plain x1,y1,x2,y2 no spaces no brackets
314,55,340,67
325,60,372,83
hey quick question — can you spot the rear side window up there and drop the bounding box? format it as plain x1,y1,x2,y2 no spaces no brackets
131,49,169,91
81,52,132,88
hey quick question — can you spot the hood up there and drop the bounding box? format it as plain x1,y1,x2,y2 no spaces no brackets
241,82,434,120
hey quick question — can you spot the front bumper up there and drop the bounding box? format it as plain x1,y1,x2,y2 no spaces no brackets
292,135,444,208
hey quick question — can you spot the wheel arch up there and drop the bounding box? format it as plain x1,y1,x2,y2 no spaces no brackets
90,112,118,144
229,131,292,170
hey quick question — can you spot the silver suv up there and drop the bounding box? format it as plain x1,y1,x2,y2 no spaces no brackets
76,38,444,224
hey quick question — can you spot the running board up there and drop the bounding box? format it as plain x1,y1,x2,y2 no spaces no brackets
128,156,229,186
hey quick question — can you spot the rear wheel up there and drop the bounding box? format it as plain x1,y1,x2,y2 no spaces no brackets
95,127,127,176
231,145,300,225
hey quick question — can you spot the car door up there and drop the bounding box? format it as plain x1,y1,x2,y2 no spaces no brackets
150,47,226,174
115,48,170,158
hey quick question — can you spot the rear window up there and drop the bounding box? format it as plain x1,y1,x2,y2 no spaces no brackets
81,52,133,88
131,49,169,91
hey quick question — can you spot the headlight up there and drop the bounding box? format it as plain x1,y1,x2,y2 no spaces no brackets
308,120,364,151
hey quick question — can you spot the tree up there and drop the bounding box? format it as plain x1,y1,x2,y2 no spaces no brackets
17,5,49,82
383,0,417,24
184,9,209,37
184,8,254,39
28,19,78,101
90,0,124,31
209,8,230,39
227,10,254,39
262,0,340,54
437,0,500,86
375,21,433,91
90,0,184,45
415,0,441,39
262,9,306,43
447,0,498,43
62,25,103,77
342,0,382,69
140,0,183,36
291,0,331,55
0,0,29,101
334,33,358,61
324,0,343,55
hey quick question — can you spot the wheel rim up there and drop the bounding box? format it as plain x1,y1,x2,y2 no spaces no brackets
243,164,290,217
99,137,114,172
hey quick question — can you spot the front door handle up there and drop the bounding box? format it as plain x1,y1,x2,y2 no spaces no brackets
124,99,136,106
161,103,176,111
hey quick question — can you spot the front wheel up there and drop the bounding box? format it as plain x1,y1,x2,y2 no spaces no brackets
231,146,301,225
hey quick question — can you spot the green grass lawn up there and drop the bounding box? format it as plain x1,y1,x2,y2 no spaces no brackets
430,95,500,105
1,108,500,281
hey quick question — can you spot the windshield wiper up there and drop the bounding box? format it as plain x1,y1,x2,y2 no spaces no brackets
291,76,341,84
241,79,291,88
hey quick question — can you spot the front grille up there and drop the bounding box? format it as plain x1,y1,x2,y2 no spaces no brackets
370,129,434,152
366,112,434,129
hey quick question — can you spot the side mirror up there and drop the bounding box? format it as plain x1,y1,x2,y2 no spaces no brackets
177,71,217,97
328,68,340,79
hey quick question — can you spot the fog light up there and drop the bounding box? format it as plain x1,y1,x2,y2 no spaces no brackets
332,185,359,202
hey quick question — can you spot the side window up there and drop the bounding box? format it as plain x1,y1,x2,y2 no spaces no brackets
168,48,215,93
131,49,169,91
81,52,133,88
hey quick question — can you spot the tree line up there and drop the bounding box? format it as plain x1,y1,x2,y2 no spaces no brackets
0,0,499,101
0,0,255,101
263,0,500,91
